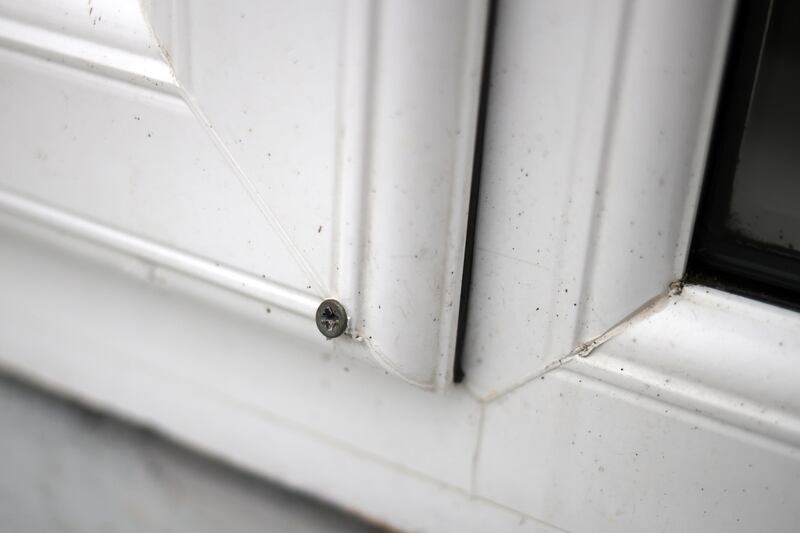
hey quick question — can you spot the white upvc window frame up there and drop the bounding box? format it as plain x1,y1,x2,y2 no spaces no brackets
1,0,799,531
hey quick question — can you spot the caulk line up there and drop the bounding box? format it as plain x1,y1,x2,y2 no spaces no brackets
475,281,683,403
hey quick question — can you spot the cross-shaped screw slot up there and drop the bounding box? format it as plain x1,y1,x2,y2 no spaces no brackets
315,299,347,338
319,305,338,331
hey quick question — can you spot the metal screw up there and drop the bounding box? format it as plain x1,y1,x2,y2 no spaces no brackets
315,299,347,339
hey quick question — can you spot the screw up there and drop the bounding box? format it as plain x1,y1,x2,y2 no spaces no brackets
315,299,347,339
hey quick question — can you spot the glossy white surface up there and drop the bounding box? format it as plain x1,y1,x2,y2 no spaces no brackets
144,0,489,387
0,218,547,532
0,0,488,388
2,0,800,532
462,0,734,398
5,211,800,532
475,285,800,532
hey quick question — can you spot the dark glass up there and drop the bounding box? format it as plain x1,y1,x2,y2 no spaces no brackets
690,0,800,306
728,0,800,252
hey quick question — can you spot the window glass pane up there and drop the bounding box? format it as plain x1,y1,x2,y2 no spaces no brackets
728,0,800,253
690,0,800,305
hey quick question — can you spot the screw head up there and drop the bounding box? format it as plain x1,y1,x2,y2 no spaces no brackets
315,299,348,338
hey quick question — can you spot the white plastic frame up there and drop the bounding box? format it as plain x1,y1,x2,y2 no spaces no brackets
2,1,800,531
0,0,489,389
